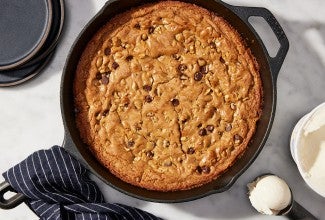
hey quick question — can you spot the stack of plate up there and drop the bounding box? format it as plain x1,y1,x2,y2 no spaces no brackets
0,0,65,87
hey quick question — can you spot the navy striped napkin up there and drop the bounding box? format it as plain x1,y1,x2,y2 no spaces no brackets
2,146,162,220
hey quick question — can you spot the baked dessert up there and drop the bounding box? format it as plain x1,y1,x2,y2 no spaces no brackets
74,1,262,191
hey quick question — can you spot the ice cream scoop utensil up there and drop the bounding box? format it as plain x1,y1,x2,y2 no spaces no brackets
248,174,317,219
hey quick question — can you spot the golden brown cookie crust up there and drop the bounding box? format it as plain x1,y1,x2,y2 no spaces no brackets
74,1,262,191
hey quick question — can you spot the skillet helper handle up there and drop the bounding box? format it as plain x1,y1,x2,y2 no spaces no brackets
228,5,289,80
0,181,26,209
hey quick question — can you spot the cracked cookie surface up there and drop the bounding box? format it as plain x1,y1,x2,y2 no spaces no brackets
74,1,262,191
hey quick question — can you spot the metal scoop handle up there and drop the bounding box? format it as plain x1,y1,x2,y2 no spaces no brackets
283,200,318,220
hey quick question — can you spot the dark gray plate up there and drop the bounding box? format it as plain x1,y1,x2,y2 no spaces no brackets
0,52,53,87
21,0,65,68
0,0,53,70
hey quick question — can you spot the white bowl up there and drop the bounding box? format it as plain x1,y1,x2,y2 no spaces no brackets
290,102,325,198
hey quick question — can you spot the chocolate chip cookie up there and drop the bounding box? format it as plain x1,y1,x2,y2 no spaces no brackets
74,1,262,191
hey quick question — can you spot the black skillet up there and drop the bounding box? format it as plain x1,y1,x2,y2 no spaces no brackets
0,0,289,209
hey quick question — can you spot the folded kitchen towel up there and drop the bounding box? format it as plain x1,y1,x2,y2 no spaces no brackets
2,146,162,220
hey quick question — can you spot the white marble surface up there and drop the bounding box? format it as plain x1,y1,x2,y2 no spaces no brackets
1,0,325,219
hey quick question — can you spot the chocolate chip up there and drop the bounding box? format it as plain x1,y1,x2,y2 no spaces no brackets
126,55,133,61
127,141,135,148
112,62,119,69
102,75,109,84
194,72,203,81
96,73,102,80
201,166,210,174
200,65,208,74
148,26,155,34
134,23,140,29
206,125,214,132
102,110,109,116
104,47,111,56
196,166,202,174
134,124,141,131
220,56,225,64
199,128,207,136
171,98,179,106
128,141,135,147
197,123,202,128
225,124,232,132
146,151,154,159
187,147,195,154
178,64,187,72
145,95,153,103
143,85,152,92
163,140,170,148
172,54,180,60
209,42,216,49
234,134,243,143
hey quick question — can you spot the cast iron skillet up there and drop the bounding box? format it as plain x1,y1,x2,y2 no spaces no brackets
0,0,289,208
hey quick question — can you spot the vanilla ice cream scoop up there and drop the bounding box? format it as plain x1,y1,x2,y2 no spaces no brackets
247,174,317,219
248,175,291,215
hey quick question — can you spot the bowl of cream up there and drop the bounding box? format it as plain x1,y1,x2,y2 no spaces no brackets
290,102,325,197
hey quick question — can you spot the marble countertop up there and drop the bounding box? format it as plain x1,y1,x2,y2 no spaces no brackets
1,0,325,219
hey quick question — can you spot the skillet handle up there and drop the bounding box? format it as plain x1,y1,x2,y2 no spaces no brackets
227,5,289,80
0,181,26,209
